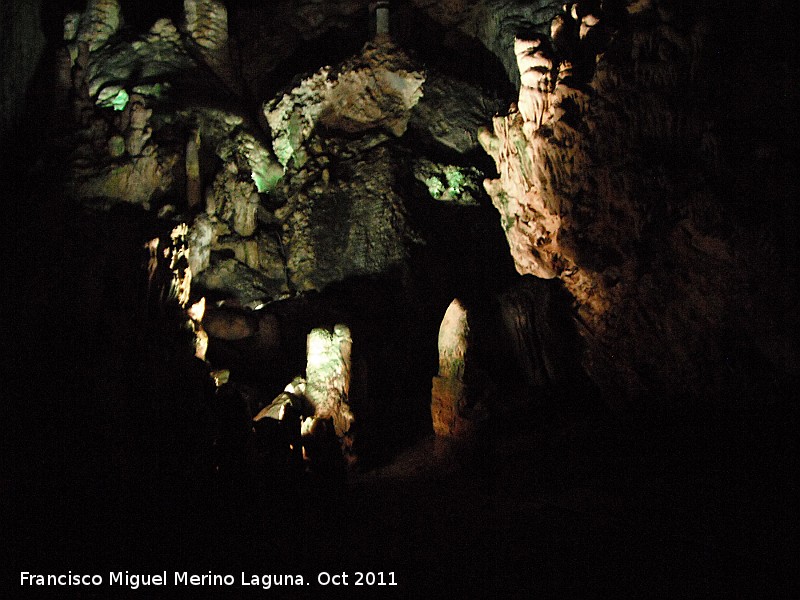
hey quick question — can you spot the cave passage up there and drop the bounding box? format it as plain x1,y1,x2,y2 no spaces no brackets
3,0,796,596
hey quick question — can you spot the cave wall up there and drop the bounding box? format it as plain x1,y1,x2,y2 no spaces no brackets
480,0,798,406
6,0,796,415
0,0,46,145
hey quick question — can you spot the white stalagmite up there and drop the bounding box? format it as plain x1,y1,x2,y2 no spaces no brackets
305,324,354,438
431,299,478,438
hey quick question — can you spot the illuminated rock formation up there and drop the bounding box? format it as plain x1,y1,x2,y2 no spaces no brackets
264,43,424,166
183,0,241,94
76,0,121,52
305,325,355,439
124,95,153,157
186,128,202,209
480,2,794,401
431,299,487,438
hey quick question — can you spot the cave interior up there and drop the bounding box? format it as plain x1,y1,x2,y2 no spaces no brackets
2,0,797,596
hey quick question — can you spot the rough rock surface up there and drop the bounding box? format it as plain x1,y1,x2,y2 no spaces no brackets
305,324,355,439
76,0,121,52
480,2,796,402
409,71,506,154
80,17,193,100
264,43,425,167
265,44,423,294
183,0,241,95
194,257,289,304
410,0,561,87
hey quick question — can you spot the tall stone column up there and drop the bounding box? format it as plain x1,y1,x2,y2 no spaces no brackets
431,299,481,438
305,324,355,439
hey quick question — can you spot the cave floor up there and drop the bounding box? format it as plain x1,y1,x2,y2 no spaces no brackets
7,394,793,598
300,403,793,598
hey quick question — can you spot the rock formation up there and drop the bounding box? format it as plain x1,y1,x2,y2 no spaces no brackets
305,324,355,440
76,0,121,52
480,2,795,403
183,0,241,95
431,299,487,438
264,42,425,166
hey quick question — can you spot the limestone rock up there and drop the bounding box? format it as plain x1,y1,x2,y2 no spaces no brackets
413,159,482,205
184,0,229,50
479,3,791,401
124,96,153,156
183,0,241,94
410,71,506,154
70,153,177,206
233,191,259,237
193,257,289,305
305,324,355,439
264,43,425,168
254,233,287,281
411,0,561,88
431,299,486,438
206,167,258,227
76,0,122,52
203,307,258,340
186,129,202,208
188,214,215,275
278,144,415,293
81,17,193,100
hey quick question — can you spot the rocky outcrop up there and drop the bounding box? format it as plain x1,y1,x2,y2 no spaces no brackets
80,16,193,101
410,0,561,87
409,71,506,154
264,44,423,294
480,2,795,403
412,159,482,205
264,42,424,167
76,0,122,52
70,153,177,205
274,141,415,293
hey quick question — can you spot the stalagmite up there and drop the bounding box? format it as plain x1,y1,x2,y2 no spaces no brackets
431,299,484,438
125,96,152,156
305,324,354,439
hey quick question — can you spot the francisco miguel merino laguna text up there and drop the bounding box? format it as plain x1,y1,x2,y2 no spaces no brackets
21,571,310,589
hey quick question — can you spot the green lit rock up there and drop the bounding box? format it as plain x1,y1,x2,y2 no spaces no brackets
414,159,482,205
425,176,445,200
96,86,128,110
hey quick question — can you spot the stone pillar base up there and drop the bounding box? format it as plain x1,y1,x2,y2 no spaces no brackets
431,376,481,439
